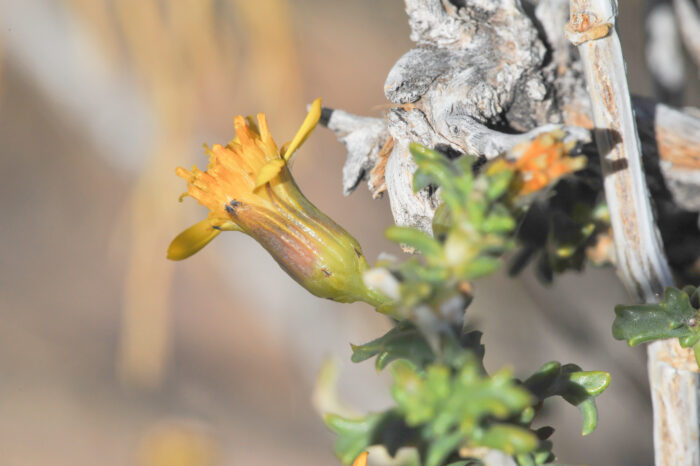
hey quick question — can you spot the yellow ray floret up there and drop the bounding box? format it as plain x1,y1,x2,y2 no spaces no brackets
352,452,369,466
166,216,239,260
281,97,322,162
255,97,321,188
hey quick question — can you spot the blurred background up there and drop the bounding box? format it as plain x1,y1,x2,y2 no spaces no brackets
0,1,697,465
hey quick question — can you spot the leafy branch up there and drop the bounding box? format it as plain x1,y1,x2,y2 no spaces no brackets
323,137,610,465
329,324,609,466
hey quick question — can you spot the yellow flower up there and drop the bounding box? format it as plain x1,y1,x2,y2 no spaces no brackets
168,99,386,306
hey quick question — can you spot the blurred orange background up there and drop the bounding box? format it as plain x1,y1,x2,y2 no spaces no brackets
0,1,697,465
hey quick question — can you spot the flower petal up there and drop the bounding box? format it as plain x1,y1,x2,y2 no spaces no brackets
352,452,369,466
167,217,238,260
281,98,322,163
254,158,286,188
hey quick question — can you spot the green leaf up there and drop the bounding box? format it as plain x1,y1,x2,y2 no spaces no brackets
432,203,452,238
535,426,554,440
613,287,700,347
466,199,486,226
392,362,451,426
533,448,554,465
679,334,700,348
523,361,561,394
325,413,385,464
482,206,516,234
516,437,556,466
326,411,420,463
515,454,536,466
425,431,463,466
413,170,435,193
350,322,435,370
577,398,598,436
409,143,446,162
386,226,443,260
476,424,539,455
454,153,477,173
458,256,502,280
567,371,610,396
392,358,536,460
486,170,514,200
524,362,610,436
518,406,536,424
410,144,461,208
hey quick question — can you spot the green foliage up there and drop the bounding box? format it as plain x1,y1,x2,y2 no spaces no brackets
380,145,517,323
325,410,418,464
338,323,610,466
392,359,537,461
523,361,610,436
351,321,435,370
613,286,700,366
323,143,609,465
325,412,387,464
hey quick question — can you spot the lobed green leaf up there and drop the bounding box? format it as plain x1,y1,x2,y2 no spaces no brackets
613,287,700,347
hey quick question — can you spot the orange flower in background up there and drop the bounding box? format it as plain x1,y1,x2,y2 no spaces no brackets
505,130,587,197
168,99,387,306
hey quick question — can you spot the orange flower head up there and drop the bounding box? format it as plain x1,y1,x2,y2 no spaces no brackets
506,130,586,197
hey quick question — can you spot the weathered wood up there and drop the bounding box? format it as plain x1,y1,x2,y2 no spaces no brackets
321,108,389,196
635,98,700,211
566,0,674,299
567,1,698,465
322,98,700,228
323,0,700,234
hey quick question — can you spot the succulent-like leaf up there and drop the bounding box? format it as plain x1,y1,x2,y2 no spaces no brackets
475,424,539,455
523,362,610,436
325,411,417,464
386,226,443,260
425,431,464,466
325,413,385,465
391,357,537,460
351,322,435,370
613,287,700,348
486,170,515,200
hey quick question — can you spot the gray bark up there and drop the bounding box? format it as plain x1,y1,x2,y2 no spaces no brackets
323,0,700,233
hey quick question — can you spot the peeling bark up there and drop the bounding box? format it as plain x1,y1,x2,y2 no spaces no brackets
635,98,700,211
321,108,389,196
